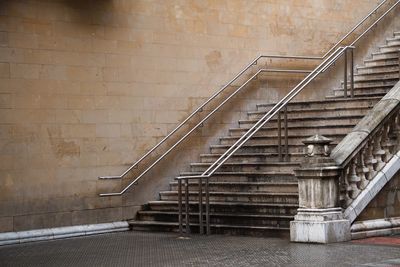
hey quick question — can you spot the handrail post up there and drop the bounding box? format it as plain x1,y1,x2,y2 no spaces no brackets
185,179,190,234
350,48,354,98
178,179,183,234
284,106,289,162
344,49,348,98
278,111,282,161
206,177,210,235
199,177,203,234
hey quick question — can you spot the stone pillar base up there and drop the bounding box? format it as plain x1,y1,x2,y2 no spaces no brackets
290,208,351,243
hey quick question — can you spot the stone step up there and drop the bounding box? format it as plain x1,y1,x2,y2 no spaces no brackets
333,86,391,97
160,191,299,203
256,96,380,111
387,37,400,46
356,64,399,75
371,50,399,61
209,143,311,154
247,106,371,120
179,171,296,182
340,79,398,88
238,115,363,128
218,133,345,146
199,152,304,163
137,211,294,228
229,125,354,138
364,58,398,67
394,31,400,37
353,72,399,82
326,91,386,99
169,181,298,193
189,161,300,173
378,43,400,53
147,200,299,214
129,220,290,237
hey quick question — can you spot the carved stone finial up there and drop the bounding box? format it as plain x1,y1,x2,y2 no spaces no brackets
303,134,332,157
301,135,335,166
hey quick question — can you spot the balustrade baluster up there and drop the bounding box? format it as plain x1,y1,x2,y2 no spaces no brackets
356,151,369,190
372,128,386,171
347,160,361,200
340,166,352,207
365,142,377,178
392,113,400,152
381,122,393,163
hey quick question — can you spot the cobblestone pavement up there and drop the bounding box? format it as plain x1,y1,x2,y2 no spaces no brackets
0,231,399,267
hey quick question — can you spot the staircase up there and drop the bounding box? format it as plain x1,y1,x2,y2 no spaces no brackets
129,31,400,237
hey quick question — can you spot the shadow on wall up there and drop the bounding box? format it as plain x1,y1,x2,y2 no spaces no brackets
62,0,114,24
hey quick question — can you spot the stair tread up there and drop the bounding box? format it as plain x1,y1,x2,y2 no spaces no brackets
190,162,300,166
179,171,296,178
160,191,299,196
364,56,398,62
138,211,295,218
256,96,381,108
149,200,299,207
170,181,298,185
356,63,399,70
372,50,399,56
239,114,364,123
326,91,386,99
221,134,347,139
250,106,372,115
209,143,318,148
200,152,304,157
129,220,290,230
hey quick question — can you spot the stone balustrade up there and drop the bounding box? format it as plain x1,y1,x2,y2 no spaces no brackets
291,81,400,243
331,81,400,210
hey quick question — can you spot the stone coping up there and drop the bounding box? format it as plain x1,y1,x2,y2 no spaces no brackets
331,80,400,166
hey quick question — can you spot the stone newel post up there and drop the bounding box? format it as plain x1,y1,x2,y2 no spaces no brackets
290,135,351,243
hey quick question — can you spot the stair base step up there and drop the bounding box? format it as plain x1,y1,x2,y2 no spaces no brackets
129,221,290,238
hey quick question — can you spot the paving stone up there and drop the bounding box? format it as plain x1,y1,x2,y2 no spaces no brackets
0,231,400,267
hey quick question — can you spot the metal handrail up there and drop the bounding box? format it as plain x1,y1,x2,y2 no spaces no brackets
99,68,312,196
176,46,350,182
99,0,397,195
99,55,317,181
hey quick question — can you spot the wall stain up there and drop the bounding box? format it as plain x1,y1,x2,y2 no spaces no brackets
205,50,222,70
47,128,80,159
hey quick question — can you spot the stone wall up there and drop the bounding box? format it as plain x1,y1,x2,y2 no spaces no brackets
0,0,392,232
356,170,400,222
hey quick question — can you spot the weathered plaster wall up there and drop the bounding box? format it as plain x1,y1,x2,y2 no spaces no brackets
356,170,400,222
0,0,393,232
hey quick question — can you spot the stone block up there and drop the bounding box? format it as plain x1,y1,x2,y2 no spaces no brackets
96,207,123,223
0,217,13,233
368,172,388,197
10,63,40,79
352,189,373,219
381,154,400,180
290,219,351,243
382,81,400,101
0,62,10,78
331,131,369,165
122,205,141,220
353,100,399,134
71,209,98,226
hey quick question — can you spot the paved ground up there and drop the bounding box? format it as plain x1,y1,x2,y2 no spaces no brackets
0,231,399,267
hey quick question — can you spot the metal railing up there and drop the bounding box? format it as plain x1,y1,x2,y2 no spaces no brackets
99,0,397,197
176,1,400,235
